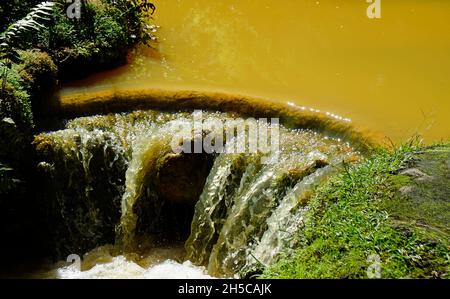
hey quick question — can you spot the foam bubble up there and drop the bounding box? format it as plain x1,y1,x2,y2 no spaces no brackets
57,256,212,279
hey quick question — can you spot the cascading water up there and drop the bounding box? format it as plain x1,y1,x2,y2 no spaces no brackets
33,108,360,278
186,129,356,276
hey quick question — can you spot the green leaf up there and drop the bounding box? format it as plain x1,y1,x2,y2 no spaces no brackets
0,1,55,68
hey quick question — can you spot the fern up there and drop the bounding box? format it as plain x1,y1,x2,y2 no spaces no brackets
1,2,55,42
1,1,56,95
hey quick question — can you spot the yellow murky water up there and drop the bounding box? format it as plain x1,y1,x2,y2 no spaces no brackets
62,0,450,142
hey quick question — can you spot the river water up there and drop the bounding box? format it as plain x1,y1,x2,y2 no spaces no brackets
62,0,450,142
30,109,358,278
29,0,450,278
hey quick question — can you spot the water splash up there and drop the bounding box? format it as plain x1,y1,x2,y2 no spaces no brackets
56,257,211,279
34,109,360,277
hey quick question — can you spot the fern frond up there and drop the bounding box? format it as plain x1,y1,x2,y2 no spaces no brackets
0,1,56,95
1,1,56,45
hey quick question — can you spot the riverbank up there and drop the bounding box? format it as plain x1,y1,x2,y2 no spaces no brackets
0,0,155,264
1,1,448,279
262,140,450,279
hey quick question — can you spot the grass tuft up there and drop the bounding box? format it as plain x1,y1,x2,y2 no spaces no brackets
261,140,449,279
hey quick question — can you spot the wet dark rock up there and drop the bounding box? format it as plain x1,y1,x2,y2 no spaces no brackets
34,134,128,259
155,152,215,205
133,152,215,245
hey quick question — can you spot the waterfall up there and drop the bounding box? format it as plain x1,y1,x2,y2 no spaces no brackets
34,109,360,276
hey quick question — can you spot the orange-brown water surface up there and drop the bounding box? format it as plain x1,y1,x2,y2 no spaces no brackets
61,0,450,142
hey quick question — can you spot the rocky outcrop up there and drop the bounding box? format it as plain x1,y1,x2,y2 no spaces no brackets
390,144,450,248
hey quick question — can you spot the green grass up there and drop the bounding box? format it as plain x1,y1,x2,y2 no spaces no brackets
261,140,450,279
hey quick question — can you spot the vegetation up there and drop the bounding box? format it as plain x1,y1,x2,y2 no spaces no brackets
0,0,156,168
0,0,448,279
1,0,157,125
0,0,156,264
0,1,55,71
30,0,158,79
261,140,449,279
0,0,44,32
1,1,55,129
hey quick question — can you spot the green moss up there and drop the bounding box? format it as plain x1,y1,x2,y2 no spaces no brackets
18,50,57,91
0,66,34,131
1,49,58,131
34,131,129,258
381,144,450,239
17,50,58,117
31,0,154,80
0,0,155,264
262,141,450,279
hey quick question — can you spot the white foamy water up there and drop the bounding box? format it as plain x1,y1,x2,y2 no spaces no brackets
56,256,212,279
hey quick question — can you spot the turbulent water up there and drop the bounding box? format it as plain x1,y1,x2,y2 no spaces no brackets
27,245,212,279
55,258,211,279
33,109,360,278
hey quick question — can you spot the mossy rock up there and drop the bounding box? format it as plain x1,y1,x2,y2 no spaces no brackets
384,144,450,242
262,143,450,279
34,132,128,259
17,50,58,120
